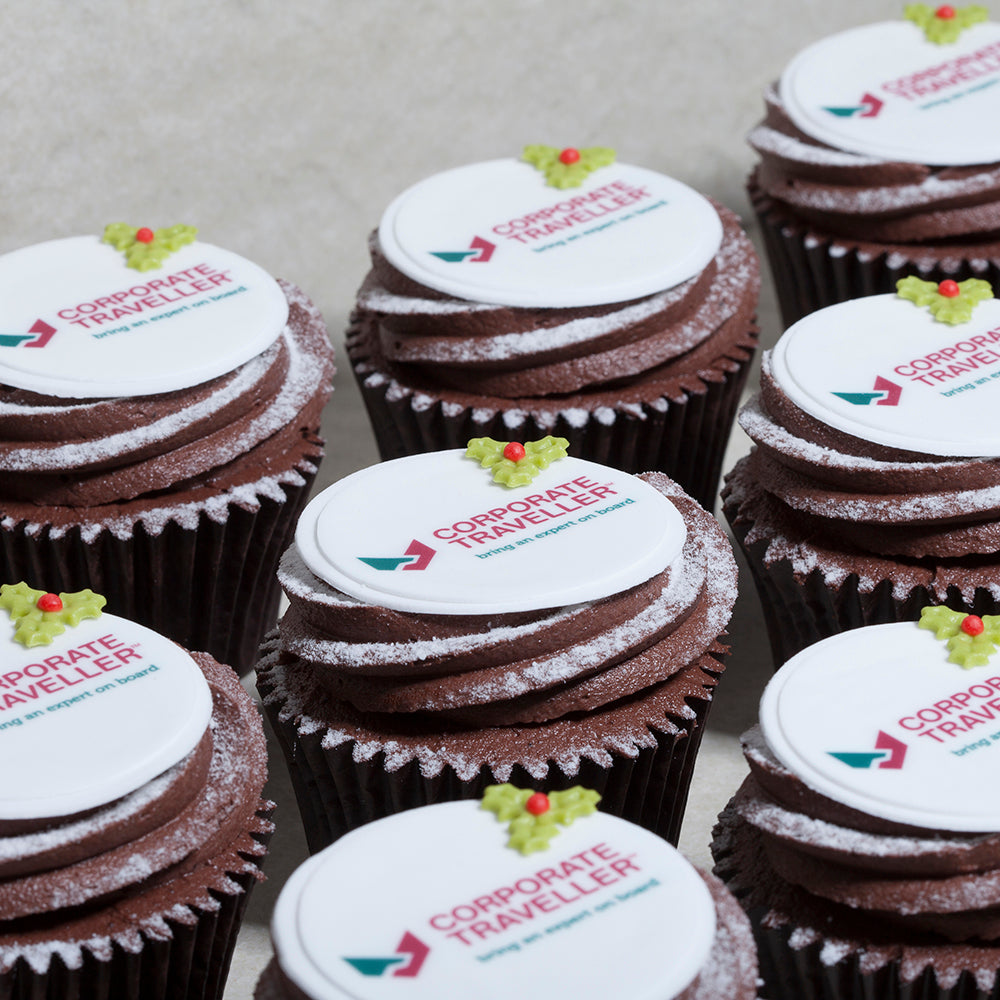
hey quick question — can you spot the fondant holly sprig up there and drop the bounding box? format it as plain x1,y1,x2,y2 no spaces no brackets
482,784,601,855
522,145,616,189
102,223,197,271
896,275,993,324
919,605,1000,667
465,436,570,488
1,582,106,648
904,4,988,44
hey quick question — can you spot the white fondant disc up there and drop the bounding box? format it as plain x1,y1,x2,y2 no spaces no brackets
770,294,1000,456
295,451,686,615
272,801,716,1000
378,159,722,307
0,612,212,819
0,236,288,397
761,622,1000,831
781,21,1000,165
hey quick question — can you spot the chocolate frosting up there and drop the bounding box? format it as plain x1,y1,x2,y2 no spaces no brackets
725,354,1000,606
0,651,270,971
0,281,335,529
719,726,1000,948
348,203,758,414
260,472,737,780
749,85,1000,246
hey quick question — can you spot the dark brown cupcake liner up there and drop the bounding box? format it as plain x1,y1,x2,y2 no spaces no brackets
713,804,1000,1000
347,321,756,512
0,803,273,1000
750,180,1000,329
257,634,723,855
0,445,322,674
722,484,1000,670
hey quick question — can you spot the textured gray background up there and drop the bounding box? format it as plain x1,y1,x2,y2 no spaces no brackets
2,1,892,995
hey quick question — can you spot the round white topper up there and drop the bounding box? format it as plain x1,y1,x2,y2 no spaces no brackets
377,159,723,307
295,450,686,615
271,800,716,1000
0,612,213,820
781,20,1000,166
770,293,1000,456
0,236,288,398
760,622,1000,832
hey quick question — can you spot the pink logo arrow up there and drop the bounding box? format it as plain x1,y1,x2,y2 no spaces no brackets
402,539,435,571
24,319,57,348
860,92,884,118
874,376,902,406
469,236,495,262
393,932,429,977
875,730,907,769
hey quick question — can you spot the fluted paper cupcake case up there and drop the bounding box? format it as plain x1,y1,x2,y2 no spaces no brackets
257,633,725,854
722,475,1000,669
0,803,273,1000
0,438,323,674
750,176,1000,329
346,317,757,513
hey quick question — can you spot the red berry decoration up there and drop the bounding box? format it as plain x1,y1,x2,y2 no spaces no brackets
503,442,527,462
938,279,960,298
962,614,985,636
936,4,956,17
135,227,155,244
558,147,581,165
37,593,63,613
525,792,551,816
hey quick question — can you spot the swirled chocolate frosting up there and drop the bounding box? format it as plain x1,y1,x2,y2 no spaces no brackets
749,85,1000,245
728,725,1000,943
0,281,334,533
726,352,1000,602
261,473,737,780
0,652,269,970
349,203,758,409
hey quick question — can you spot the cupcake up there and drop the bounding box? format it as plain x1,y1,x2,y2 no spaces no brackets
0,581,271,999
346,147,760,509
256,787,758,1000
712,613,1000,1000
257,442,738,852
0,225,335,672
723,280,1000,667
749,8,1000,326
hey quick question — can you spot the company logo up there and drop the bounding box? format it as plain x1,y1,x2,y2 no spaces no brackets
0,319,57,349
343,931,429,978
358,539,436,571
823,92,884,118
832,375,902,406
829,730,908,769
430,236,496,263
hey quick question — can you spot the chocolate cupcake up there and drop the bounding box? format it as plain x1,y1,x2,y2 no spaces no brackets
724,282,1000,667
0,226,335,672
256,790,758,1000
0,582,271,999
749,11,1000,327
347,149,759,509
713,615,1000,1000
257,444,738,852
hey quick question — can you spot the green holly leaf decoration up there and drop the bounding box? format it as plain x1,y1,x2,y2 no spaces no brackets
102,223,198,271
918,605,1000,667
522,145,616,189
481,784,601,855
0,582,106,648
465,436,570,488
896,276,993,324
904,4,988,43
